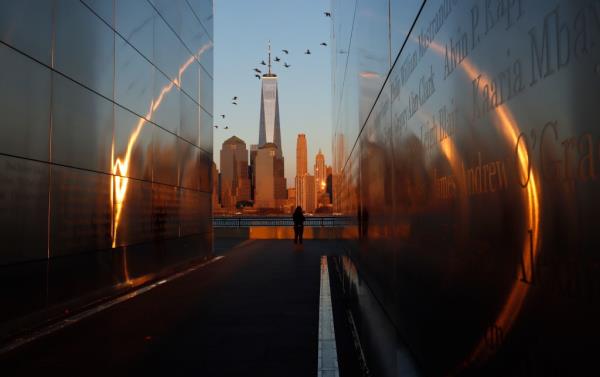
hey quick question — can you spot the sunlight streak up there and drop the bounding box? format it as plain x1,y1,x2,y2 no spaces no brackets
111,42,212,249
427,41,541,369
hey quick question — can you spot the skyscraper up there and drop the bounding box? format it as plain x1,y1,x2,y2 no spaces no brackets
295,175,316,213
255,42,286,208
249,144,259,201
258,42,282,157
255,143,286,209
296,134,307,176
219,136,250,208
295,133,315,212
314,149,326,193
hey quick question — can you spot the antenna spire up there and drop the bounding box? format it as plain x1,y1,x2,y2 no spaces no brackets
268,40,272,75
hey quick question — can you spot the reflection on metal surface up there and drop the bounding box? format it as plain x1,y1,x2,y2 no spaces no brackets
0,1,214,334
318,256,340,377
0,255,224,356
427,41,541,369
0,1,214,258
111,42,212,247
332,0,600,375
334,255,420,377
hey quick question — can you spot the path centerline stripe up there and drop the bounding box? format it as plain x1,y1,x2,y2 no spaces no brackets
318,255,340,377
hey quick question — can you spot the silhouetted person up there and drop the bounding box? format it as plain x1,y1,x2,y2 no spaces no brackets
293,206,306,244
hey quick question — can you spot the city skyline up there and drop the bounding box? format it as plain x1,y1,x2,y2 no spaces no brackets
0,1,597,375
213,0,332,186
214,133,330,213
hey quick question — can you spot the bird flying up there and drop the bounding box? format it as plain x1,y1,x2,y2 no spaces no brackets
324,11,331,17
283,63,290,68
224,126,229,130
254,68,261,73
255,74,261,79
282,49,289,54
274,56,281,62
260,60,266,65
305,49,311,55
232,96,238,101
220,114,225,119
320,42,328,46
232,101,238,105
214,125,218,128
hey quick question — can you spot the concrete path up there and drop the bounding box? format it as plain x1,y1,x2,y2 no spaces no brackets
0,240,352,376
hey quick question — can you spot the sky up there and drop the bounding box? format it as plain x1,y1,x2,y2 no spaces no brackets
213,0,332,186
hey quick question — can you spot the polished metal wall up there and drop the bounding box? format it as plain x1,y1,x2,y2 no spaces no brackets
331,0,600,375
0,0,213,265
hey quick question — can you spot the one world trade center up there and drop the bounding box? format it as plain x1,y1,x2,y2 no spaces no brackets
258,42,282,157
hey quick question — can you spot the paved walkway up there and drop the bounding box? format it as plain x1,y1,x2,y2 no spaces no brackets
0,240,351,376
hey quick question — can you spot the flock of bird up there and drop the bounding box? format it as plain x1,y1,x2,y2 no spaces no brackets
215,11,332,132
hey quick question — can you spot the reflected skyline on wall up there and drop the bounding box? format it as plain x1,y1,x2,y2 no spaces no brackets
331,0,600,375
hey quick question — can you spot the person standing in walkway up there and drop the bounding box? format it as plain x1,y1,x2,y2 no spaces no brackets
293,206,306,244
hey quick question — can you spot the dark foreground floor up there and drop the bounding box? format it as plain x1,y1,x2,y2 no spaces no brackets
0,240,351,376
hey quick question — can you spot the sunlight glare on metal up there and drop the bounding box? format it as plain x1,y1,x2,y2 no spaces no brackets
111,42,213,248
427,41,541,371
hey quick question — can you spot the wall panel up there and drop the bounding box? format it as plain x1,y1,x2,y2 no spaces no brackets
115,34,155,118
115,0,155,60
180,91,200,146
0,43,51,162
114,106,154,181
51,73,114,173
199,107,213,153
0,155,49,264
0,1,53,65
49,165,112,257
55,0,115,99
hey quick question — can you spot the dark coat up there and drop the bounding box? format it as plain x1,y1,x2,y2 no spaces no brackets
293,211,305,226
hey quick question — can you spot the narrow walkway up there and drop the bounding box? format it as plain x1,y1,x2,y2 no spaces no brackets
1,240,348,376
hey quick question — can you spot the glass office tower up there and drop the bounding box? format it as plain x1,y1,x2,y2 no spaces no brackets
0,0,213,324
258,71,282,157
257,49,286,205
331,0,600,375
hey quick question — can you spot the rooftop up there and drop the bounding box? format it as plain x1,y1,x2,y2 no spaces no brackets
223,135,246,145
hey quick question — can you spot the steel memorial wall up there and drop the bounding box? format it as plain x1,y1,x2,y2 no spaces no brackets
332,0,600,375
0,0,214,327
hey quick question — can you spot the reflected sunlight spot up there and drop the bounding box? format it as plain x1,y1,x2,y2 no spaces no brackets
359,71,380,79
